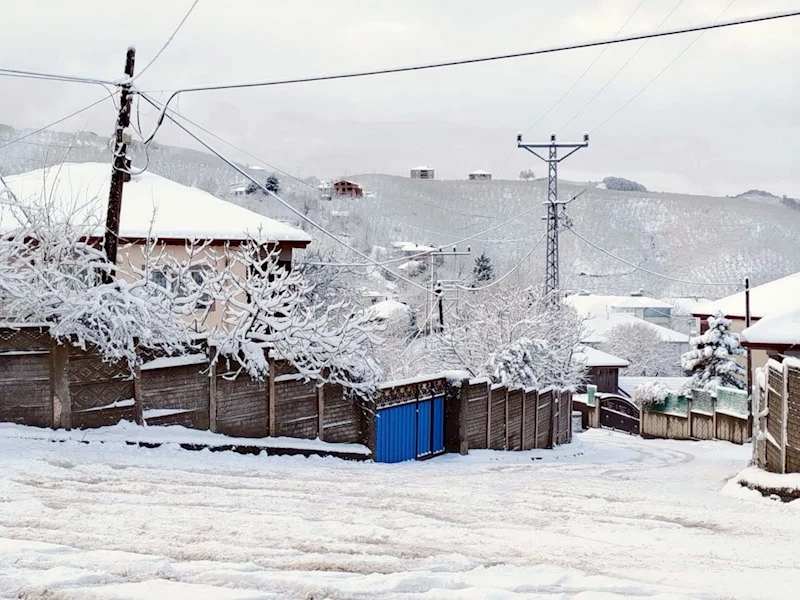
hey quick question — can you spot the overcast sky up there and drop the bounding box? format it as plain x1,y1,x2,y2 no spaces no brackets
0,0,797,197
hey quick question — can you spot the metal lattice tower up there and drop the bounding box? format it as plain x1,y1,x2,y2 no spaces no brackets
517,132,589,301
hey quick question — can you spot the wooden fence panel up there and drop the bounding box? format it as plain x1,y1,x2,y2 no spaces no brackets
786,364,800,473
522,389,537,450
465,381,489,449
273,375,318,439
641,411,690,440
536,390,552,449
506,389,523,451
215,374,268,438
489,385,506,450
766,365,785,472
0,350,52,427
559,391,570,444
68,347,135,429
140,364,210,430
322,384,360,443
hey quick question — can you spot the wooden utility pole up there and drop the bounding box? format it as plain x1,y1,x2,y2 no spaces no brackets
102,46,136,283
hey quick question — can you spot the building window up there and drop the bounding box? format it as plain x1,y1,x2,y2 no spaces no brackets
644,307,671,318
188,266,214,309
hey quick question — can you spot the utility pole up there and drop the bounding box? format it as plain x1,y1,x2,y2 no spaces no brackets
745,277,753,430
516,132,589,301
421,246,470,335
102,46,136,284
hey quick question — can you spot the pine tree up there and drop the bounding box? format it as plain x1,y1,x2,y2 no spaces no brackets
265,174,281,194
473,252,494,283
681,311,747,391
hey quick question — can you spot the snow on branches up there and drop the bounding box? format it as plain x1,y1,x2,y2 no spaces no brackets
210,242,383,397
433,284,586,389
633,380,673,407
602,321,682,377
681,311,746,391
0,177,205,370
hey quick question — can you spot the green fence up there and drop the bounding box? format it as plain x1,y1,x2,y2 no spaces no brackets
586,385,597,407
649,394,689,416
715,387,748,418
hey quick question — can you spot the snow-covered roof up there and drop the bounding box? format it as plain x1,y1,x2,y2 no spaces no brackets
2,163,311,243
618,377,690,398
573,346,629,368
333,178,362,187
469,170,491,175
393,241,437,253
583,313,689,344
369,299,410,320
741,308,800,346
692,272,800,319
412,166,432,170
661,297,711,316
565,293,671,316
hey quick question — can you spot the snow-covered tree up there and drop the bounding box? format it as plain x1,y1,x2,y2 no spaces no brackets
0,177,207,371
266,174,281,194
472,252,494,283
519,168,535,181
602,321,682,377
681,311,746,391
602,176,647,192
431,284,586,389
210,242,383,397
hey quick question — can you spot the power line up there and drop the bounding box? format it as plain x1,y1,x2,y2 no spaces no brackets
0,67,114,86
522,0,648,137
558,0,684,134
142,9,800,144
0,92,117,152
138,92,433,293
566,225,741,287
135,0,201,80
591,0,738,134
456,230,547,291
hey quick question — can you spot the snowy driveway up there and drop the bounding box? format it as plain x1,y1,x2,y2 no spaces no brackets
0,429,798,600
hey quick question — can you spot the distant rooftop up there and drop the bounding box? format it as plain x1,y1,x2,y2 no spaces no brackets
692,272,800,319
412,166,432,170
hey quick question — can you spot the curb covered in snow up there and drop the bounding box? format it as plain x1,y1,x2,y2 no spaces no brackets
728,466,800,502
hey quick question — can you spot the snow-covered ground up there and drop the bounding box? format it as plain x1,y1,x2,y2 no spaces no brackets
0,430,797,599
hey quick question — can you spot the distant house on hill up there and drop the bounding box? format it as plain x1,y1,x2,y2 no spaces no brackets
410,166,435,180
468,170,491,181
229,183,249,197
332,179,363,198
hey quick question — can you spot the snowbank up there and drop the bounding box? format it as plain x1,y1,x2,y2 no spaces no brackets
0,422,371,456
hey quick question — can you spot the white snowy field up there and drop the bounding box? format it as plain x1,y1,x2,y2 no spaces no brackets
0,430,798,600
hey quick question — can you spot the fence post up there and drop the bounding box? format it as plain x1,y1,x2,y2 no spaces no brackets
504,388,510,450
549,391,557,449
50,343,71,429
782,361,790,473
208,362,217,432
268,358,276,436
317,385,325,441
132,366,143,426
485,382,492,449
520,389,527,450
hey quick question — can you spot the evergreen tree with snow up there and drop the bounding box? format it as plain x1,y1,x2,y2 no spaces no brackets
265,174,281,194
472,252,494,284
681,311,746,391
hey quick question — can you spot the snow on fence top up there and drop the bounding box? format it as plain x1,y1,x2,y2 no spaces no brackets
692,272,800,319
741,308,800,346
2,163,311,243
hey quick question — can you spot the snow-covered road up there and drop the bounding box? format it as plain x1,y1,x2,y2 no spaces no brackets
0,429,797,599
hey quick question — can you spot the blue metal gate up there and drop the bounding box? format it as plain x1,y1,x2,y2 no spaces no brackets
375,396,445,463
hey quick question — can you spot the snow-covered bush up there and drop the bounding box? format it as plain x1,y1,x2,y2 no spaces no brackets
602,176,647,192
633,381,673,407
602,321,681,377
472,252,494,283
681,311,746,391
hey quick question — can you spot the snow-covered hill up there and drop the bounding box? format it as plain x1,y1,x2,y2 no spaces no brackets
3,122,799,300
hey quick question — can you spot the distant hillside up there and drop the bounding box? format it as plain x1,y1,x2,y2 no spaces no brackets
2,122,799,300
733,189,800,210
